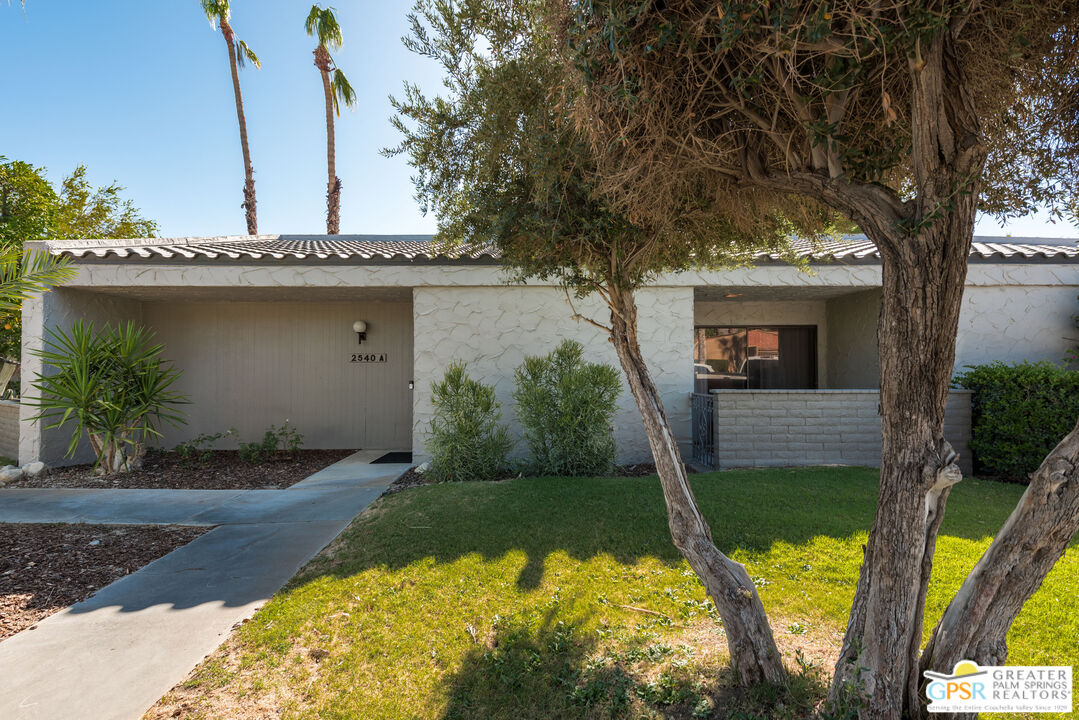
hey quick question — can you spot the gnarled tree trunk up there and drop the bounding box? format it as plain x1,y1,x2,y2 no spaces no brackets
222,18,257,236
606,287,786,687
828,32,986,720
916,417,1079,720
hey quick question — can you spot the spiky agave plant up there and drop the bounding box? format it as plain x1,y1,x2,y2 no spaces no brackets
202,0,261,235
306,4,357,234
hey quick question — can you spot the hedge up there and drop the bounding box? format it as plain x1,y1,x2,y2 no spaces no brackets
953,361,1079,481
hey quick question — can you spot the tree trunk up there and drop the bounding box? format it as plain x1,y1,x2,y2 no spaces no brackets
826,31,987,720
827,213,971,720
606,287,786,687
916,417,1079,720
315,45,341,234
222,19,257,236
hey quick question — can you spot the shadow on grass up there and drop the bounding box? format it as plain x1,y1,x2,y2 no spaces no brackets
438,610,824,720
305,466,1025,592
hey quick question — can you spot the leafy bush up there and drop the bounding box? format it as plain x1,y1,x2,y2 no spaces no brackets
513,339,622,476
237,422,304,463
953,361,1079,480
426,361,511,482
29,320,187,474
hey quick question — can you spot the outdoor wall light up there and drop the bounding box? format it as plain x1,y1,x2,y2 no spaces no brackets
353,320,368,345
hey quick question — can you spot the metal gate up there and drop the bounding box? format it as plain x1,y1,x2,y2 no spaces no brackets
691,393,716,469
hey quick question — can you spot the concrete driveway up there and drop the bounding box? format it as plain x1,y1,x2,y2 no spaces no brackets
0,451,409,720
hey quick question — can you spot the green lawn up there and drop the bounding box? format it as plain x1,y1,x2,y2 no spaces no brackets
148,468,1078,720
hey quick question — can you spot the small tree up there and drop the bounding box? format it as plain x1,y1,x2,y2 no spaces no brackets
514,339,621,476
391,0,802,685
427,361,512,482
29,321,188,474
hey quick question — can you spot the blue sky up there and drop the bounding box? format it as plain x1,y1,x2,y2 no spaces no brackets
2,1,1077,240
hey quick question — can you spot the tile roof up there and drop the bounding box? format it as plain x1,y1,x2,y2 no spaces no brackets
43,233,1077,264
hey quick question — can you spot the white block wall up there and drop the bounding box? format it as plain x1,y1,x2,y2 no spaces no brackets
713,390,973,474
413,286,695,464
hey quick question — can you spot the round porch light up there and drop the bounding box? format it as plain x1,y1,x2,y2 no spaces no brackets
353,320,368,345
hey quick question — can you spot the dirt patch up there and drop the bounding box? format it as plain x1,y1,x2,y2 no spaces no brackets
385,462,687,495
0,523,207,641
6,449,356,490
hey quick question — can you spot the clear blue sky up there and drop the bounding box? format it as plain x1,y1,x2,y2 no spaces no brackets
2,1,1077,240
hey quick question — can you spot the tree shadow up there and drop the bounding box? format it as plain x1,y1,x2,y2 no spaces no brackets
307,467,1022,593
438,612,706,720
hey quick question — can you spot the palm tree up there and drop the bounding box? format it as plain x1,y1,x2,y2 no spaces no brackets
306,5,356,234
0,247,74,313
202,0,261,235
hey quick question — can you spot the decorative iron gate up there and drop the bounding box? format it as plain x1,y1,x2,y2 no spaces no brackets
691,393,716,469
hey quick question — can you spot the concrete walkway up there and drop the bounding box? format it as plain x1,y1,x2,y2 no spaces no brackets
0,451,409,720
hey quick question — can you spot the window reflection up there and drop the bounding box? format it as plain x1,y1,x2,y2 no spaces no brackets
694,326,817,391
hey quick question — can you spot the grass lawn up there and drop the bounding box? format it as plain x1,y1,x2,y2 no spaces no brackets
148,467,1078,720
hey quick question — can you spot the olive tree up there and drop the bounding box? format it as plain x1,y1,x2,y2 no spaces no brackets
387,0,828,686
556,2,1079,717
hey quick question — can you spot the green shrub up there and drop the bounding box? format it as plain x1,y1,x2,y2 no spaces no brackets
237,422,304,463
28,320,188,474
953,361,1079,480
513,339,622,476
426,361,511,482
173,429,234,465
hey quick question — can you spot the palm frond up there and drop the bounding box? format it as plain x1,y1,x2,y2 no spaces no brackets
0,248,76,314
200,0,229,27
235,39,261,69
331,69,357,116
304,5,321,36
306,5,343,51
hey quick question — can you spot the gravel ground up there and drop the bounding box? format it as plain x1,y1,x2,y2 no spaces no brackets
0,523,207,640
5,449,357,490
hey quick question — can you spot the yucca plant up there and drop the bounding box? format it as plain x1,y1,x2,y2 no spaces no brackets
28,321,188,474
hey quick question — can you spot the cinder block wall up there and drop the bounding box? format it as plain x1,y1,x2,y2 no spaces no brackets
713,390,973,474
0,400,19,460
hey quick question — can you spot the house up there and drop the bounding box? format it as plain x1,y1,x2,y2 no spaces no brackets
19,234,1078,473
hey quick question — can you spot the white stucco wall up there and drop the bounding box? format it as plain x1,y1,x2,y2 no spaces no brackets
955,285,1078,370
412,286,694,465
20,288,144,465
694,300,828,387
826,289,882,388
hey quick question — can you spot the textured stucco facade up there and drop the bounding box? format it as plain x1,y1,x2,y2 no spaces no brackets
16,244,1077,469
412,286,694,464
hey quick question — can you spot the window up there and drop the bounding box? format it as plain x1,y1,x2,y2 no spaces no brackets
694,326,817,391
